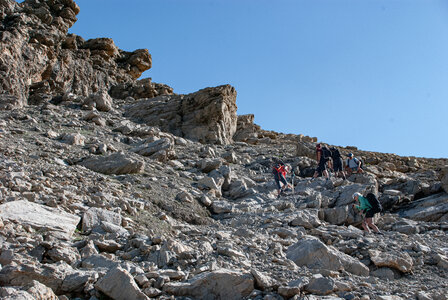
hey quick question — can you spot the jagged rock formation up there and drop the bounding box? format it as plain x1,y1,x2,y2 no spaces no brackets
0,0,166,109
125,85,238,145
0,1,448,300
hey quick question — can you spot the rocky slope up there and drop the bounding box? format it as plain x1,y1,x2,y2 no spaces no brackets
1,1,448,300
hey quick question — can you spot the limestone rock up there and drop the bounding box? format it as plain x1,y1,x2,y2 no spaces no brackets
369,249,413,273
81,207,122,233
277,278,308,298
82,91,113,111
304,274,335,295
0,200,80,239
286,236,369,276
163,269,254,300
131,138,174,161
125,85,238,145
289,209,322,229
233,114,260,144
0,280,57,300
95,267,148,300
399,193,448,222
0,261,76,294
250,269,275,291
79,152,145,175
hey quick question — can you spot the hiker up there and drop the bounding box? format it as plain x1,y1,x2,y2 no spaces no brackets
313,143,330,179
330,147,346,179
352,192,382,234
272,161,291,198
345,153,363,175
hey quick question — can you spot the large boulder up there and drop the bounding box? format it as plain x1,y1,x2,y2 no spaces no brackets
286,236,369,276
0,260,76,294
163,269,254,300
369,250,413,273
79,152,145,175
0,280,57,300
95,267,148,300
124,85,238,145
0,200,80,239
399,193,448,222
81,207,123,234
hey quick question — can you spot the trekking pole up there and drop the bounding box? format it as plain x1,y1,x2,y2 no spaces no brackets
291,172,295,194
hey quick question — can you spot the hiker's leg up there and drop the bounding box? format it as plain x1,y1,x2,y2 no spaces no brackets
366,218,380,233
362,219,370,232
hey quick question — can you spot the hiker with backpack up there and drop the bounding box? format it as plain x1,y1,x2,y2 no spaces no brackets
272,161,291,198
345,153,363,176
330,146,346,180
313,143,330,180
352,192,383,235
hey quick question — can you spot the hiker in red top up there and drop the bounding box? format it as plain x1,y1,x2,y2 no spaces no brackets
272,161,291,198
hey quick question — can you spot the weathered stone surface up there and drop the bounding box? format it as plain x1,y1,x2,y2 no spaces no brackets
82,91,113,111
95,267,148,300
250,268,275,291
304,274,335,295
277,278,308,299
286,236,369,276
399,193,448,222
289,209,322,229
61,270,98,293
131,138,174,161
81,207,122,233
60,133,85,146
0,261,75,294
369,249,413,273
0,200,80,239
163,269,254,300
79,152,145,175
0,0,155,108
441,165,448,193
233,114,260,143
0,280,57,300
125,85,238,145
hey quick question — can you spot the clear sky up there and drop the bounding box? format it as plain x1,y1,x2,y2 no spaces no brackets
69,0,448,159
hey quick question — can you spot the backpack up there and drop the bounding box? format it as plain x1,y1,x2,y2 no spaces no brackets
272,161,285,175
347,157,363,169
330,147,341,160
366,193,383,213
321,147,332,161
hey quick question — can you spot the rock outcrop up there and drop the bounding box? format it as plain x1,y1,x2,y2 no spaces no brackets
0,0,153,109
125,85,238,145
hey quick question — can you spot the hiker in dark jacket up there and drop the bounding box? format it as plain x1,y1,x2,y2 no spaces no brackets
272,162,291,198
352,192,382,234
313,144,330,179
330,147,346,179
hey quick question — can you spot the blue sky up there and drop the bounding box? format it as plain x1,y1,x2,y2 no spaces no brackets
69,0,448,158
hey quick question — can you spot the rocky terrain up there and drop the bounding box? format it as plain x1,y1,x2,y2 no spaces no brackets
1,0,448,299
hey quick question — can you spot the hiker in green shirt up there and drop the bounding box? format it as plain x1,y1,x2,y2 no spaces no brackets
352,192,382,234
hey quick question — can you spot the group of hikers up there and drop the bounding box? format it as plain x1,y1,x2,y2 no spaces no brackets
312,143,363,180
271,143,383,234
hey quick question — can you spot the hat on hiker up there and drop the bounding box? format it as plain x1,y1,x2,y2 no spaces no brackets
348,153,354,158
353,192,362,200
316,143,321,149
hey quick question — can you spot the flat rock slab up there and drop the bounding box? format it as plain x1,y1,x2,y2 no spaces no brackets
0,200,80,239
